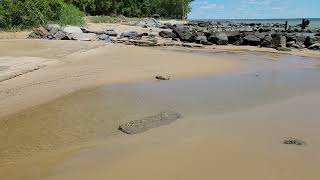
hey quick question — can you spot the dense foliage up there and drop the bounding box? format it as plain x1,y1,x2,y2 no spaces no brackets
0,0,193,30
0,0,84,30
65,0,194,19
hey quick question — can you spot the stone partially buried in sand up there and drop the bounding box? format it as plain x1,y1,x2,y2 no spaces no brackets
283,137,306,146
155,75,171,80
119,111,182,134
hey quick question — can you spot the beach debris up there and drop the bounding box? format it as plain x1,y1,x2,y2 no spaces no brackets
119,111,182,134
155,75,171,80
283,137,306,146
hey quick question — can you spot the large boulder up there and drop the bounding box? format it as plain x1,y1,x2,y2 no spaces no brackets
304,36,315,48
260,35,272,48
69,33,97,41
33,26,49,37
271,33,286,48
105,29,118,37
226,31,241,44
173,26,194,42
308,43,320,50
61,26,83,34
159,31,176,38
243,34,261,46
47,24,60,31
208,32,228,45
195,35,208,44
120,31,140,39
119,111,182,134
136,18,162,28
53,31,70,40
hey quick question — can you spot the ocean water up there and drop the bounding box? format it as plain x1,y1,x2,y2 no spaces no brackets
194,18,320,29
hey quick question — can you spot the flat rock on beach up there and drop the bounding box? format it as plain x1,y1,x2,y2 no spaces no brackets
119,111,182,134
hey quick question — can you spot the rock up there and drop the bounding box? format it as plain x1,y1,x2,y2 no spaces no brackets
136,18,162,28
61,26,83,34
283,137,306,146
53,31,70,40
260,35,272,47
226,31,241,44
182,43,204,48
271,33,286,48
308,43,320,50
104,29,118,37
120,31,139,39
276,47,291,51
119,111,182,134
82,28,105,35
98,34,111,42
155,75,171,80
304,36,316,48
243,34,260,46
173,26,194,42
233,37,243,46
47,24,60,31
33,26,49,37
315,33,320,37
159,31,176,38
69,33,97,41
195,35,208,44
208,32,228,45
49,27,59,36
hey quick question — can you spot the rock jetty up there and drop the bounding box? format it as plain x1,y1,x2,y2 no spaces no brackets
30,18,320,51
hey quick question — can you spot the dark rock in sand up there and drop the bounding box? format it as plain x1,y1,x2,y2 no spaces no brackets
173,26,194,42
260,35,272,48
155,75,171,80
243,34,260,46
226,31,241,44
119,111,182,134
233,37,243,46
271,33,286,48
308,43,320,50
208,32,228,45
283,137,306,146
159,31,176,38
195,35,208,44
304,36,317,48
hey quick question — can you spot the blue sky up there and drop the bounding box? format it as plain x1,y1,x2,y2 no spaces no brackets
189,0,320,19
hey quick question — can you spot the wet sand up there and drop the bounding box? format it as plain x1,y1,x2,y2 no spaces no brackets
1,40,320,180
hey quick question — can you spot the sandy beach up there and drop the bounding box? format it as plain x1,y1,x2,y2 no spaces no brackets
1,37,320,180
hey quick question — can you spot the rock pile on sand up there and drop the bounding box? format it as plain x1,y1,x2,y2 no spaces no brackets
29,19,320,51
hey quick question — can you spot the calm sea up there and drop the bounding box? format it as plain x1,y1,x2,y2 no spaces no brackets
193,18,320,29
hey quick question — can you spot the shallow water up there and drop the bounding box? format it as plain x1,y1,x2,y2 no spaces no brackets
0,52,319,163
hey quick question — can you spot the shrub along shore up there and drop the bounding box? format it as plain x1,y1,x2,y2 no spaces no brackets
0,0,193,30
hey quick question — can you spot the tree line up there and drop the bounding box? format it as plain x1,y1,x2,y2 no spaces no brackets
0,0,194,30
65,0,194,19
